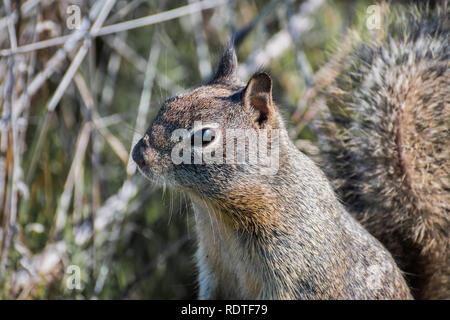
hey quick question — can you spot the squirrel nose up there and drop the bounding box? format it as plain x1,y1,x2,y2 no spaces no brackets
132,139,146,168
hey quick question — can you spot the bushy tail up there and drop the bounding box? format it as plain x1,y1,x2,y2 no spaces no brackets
316,1,449,299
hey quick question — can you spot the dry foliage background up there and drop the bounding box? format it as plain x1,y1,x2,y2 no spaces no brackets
0,0,378,299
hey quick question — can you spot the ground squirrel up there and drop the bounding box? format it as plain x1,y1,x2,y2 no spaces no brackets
132,41,412,299
316,1,449,299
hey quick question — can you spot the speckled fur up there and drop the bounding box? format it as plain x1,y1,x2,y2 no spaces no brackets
133,44,412,299
316,1,449,299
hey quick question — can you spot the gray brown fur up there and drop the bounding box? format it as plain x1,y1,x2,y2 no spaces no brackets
316,1,449,299
132,42,412,299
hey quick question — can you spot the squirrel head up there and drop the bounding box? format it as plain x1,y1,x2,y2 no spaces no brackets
132,44,284,200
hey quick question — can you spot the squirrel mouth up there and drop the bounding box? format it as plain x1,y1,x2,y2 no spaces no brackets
136,162,173,189
137,165,159,184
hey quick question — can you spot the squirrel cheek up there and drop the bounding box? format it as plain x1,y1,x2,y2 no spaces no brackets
143,147,162,167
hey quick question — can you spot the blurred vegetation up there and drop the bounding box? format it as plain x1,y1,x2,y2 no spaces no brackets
0,0,378,299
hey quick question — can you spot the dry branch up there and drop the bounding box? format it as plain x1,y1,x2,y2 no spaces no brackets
127,34,161,176
0,0,228,56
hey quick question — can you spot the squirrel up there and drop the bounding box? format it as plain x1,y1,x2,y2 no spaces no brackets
316,1,449,299
132,42,412,298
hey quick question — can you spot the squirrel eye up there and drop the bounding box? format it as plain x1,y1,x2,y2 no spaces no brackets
202,128,215,143
191,128,215,147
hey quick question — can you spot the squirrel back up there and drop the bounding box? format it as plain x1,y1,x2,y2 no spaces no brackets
316,1,449,299
133,44,412,299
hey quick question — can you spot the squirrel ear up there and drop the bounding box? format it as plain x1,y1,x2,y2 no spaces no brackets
243,72,274,126
209,43,238,84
